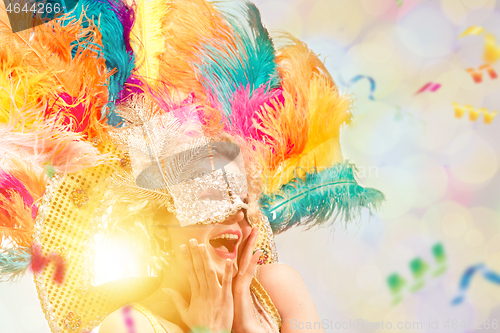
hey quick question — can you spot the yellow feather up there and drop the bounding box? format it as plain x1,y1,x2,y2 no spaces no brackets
131,0,169,84
256,35,352,194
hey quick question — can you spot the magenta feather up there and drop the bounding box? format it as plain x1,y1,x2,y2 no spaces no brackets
0,170,37,220
228,86,283,141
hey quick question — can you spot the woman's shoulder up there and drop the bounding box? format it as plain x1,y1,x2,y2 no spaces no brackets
257,262,305,289
256,263,316,316
98,305,158,333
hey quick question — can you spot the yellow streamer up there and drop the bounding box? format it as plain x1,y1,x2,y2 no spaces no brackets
452,103,497,124
484,33,500,64
459,26,485,38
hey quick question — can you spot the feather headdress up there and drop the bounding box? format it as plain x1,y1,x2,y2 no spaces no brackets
0,0,383,330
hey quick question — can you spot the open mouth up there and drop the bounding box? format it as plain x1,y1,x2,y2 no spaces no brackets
209,231,241,260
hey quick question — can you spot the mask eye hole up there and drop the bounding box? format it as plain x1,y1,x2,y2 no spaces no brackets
197,187,224,201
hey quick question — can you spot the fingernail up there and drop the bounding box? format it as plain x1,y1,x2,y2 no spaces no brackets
163,288,171,296
189,238,197,248
199,244,206,252
180,244,188,254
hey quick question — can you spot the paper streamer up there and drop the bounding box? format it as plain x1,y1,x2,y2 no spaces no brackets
452,103,498,124
459,26,500,64
31,243,67,285
451,264,500,305
484,33,500,64
460,26,485,38
466,64,498,83
415,82,441,94
349,75,376,100
123,306,136,333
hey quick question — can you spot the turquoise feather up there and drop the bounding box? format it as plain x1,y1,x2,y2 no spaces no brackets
62,0,135,126
259,161,385,234
0,247,32,282
196,1,280,118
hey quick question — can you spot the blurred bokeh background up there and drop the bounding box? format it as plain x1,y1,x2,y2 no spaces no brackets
2,0,500,332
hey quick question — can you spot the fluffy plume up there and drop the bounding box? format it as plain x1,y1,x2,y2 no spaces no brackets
0,183,36,248
227,86,282,140
255,35,352,194
259,162,385,234
0,47,53,128
154,0,235,99
65,0,137,126
0,247,31,282
131,0,169,84
7,159,46,202
0,118,111,174
196,1,280,117
0,6,111,136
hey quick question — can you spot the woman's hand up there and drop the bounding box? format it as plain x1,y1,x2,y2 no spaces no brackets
232,228,266,333
165,239,233,333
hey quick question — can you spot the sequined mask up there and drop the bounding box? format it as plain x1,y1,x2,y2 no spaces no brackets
111,96,249,227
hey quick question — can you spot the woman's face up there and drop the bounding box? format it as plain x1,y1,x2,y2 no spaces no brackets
161,208,253,281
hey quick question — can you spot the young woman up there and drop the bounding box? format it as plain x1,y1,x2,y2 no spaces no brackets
96,140,327,332
0,1,383,333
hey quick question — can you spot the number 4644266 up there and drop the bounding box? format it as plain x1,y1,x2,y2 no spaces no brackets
444,319,498,330
6,2,62,14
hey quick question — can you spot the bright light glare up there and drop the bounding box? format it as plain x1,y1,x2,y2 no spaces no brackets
93,233,142,286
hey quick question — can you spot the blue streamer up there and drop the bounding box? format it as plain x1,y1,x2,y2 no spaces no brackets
349,75,376,100
451,264,500,305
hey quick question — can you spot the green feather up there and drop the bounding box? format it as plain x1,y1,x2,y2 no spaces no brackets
62,0,135,126
196,1,280,118
259,161,385,234
0,247,32,282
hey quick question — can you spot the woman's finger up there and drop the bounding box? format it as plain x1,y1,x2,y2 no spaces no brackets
199,243,220,289
221,259,233,304
180,244,199,294
242,249,261,284
189,239,209,293
238,228,259,276
234,249,261,298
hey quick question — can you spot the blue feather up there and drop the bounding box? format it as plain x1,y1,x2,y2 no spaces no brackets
259,161,385,234
62,0,135,126
0,247,32,282
196,1,281,118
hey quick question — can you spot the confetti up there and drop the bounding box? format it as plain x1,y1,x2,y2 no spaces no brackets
387,242,447,305
459,27,500,64
459,26,485,38
452,103,497,124
349,75,376,100
122,306,136,333
31,243,67,284
409,257,429,292
484,33,500,64
415,82,441,94
395,0,403,7
466,64,498,83
451,264,500,305
483,109,498,124
431,243,447,277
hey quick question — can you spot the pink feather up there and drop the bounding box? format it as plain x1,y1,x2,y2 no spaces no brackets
0,119,111,174
0,170,37,220
228,86,283,141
